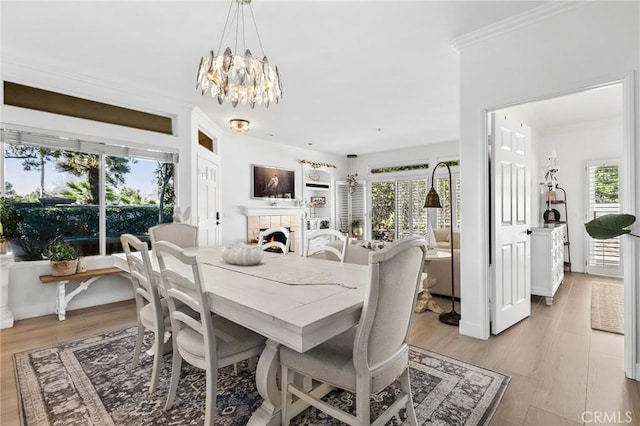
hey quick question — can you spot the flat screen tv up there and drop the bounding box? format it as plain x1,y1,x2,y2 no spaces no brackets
252,165,295,199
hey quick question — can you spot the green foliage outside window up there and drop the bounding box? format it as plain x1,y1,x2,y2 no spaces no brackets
594,165,619,204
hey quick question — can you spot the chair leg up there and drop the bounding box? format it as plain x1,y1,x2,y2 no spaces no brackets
131,322,144,369
248,356,257,371
204,362,217,426
280,365,292,426
400,369,417,426
164,348,182,410
356,380,371,426
233,362,241,375
149,323,164,393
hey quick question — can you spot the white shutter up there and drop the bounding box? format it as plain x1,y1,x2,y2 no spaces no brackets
335,181,366,235
395,179,428,240
586,161,621,273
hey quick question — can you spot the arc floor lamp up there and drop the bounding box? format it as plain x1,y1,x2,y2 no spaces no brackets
425,162,460,326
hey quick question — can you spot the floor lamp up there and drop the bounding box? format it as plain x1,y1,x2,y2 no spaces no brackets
425,162,461,326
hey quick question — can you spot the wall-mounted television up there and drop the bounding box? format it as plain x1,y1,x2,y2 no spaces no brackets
252,165,295,199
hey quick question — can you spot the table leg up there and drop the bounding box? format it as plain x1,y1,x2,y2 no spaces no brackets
414,271,444,314
248,339,282,426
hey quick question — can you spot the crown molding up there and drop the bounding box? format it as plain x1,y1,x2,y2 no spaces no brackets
450,1,590,53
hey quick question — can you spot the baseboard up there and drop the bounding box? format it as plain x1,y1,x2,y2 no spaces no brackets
459,320,489,340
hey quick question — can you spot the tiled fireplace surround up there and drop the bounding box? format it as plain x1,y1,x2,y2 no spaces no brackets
247,214,302,253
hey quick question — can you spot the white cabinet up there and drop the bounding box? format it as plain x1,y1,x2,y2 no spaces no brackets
531,224,565,305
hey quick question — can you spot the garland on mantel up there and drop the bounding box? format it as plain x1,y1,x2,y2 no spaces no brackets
300,160,336,169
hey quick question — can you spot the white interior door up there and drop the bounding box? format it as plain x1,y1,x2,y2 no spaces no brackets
490,113,532,334
197,154,219,246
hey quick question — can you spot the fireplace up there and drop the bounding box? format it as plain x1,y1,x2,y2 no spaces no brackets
246,211,302,253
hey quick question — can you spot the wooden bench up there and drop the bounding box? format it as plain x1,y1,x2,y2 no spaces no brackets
39,267,125,321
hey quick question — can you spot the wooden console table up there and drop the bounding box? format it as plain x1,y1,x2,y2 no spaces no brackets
39,267,124,320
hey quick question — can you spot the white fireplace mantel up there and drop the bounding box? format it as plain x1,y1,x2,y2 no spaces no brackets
244,206,305,217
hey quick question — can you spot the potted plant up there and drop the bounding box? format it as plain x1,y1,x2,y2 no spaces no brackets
585,214,638,239
0,221,6,255
47,238,78,276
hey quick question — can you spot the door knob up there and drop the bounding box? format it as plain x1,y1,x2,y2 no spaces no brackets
525,229,532,235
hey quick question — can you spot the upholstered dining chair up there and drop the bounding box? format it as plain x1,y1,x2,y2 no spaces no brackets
154,241,266,426
305,229,348,262
120,233,173,394
149,223,198,249
258,226,290,254
280,236,427,426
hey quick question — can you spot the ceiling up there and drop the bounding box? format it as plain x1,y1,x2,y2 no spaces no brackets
2,1,549,155
501,84,623,130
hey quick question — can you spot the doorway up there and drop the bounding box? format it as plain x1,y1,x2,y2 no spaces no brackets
487,82,631,371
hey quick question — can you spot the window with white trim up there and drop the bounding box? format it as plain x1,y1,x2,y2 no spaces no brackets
586,160,620,274
1,128,177,261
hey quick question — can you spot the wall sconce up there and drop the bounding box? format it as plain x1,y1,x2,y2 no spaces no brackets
230,119,250,133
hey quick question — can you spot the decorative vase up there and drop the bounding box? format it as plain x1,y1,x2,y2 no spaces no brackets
0,239,7,255
51,259,78,277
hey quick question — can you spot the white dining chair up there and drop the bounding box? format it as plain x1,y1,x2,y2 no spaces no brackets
155,241,266,426
258,226,290,254
149,223,198,249
305,229,348,262
280,236,427,426
120,233,173,394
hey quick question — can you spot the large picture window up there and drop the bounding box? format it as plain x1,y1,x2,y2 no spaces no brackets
1,129,177,262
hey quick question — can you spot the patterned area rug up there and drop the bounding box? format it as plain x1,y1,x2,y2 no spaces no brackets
591,282,624,335
14,327,509,425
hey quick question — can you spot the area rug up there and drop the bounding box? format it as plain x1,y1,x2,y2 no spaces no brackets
14,327,509,425
591,282,624,335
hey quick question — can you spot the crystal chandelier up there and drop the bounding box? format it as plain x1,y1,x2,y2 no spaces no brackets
196,0,283,108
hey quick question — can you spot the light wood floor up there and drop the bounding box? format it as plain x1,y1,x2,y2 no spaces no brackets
1,272,638,425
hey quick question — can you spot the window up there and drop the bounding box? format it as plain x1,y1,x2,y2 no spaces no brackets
586,160,621,274
434,174,461,229
336,181,366,237
1,129,177,262
370,179,427,242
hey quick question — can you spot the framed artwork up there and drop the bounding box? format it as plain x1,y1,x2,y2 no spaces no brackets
310,196,326,206
252,165,296,199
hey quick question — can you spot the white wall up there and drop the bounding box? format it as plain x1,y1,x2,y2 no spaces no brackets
356,140,460,181
219,134,345,244
457,0,639,376
539,117,623,274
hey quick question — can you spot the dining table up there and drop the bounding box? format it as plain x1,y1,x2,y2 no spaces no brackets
113,246,369,426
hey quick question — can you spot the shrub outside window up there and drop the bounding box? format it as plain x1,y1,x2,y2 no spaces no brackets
1,130,176,262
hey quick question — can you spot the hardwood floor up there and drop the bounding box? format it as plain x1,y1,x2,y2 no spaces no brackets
1,272,638,425
410,272,640,425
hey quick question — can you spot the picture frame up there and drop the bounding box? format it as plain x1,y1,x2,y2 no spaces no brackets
252,165,296,199
310,196,326,206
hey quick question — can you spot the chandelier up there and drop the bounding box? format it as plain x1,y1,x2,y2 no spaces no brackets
196,0,283,108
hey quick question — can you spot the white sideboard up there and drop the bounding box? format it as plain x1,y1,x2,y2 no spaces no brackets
531,224,565,306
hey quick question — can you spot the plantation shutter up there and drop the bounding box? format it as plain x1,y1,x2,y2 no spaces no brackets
587,161,620,271
434,175,461,229
335,181,366,235
395,179,427,240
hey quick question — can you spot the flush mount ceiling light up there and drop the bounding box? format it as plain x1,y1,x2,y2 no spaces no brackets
196,0,283,108
230,118,250,132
